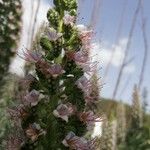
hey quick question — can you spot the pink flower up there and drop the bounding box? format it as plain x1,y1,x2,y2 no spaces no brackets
25,123,45,142
36,59,51,77
79,111,102,130
77,25,94,52
47,64,65,78
62,132,95,150
23,90,39,106
63,13,75,26
46,28,62,41
80,61,98,74
19,48,42,63
53,103,76,122
66,50,89,66
79,30,93,44
76,76,91,93
74,51,89,64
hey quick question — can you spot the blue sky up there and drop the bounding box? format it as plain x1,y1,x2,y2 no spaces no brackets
76,0,150,109
11,0,150,110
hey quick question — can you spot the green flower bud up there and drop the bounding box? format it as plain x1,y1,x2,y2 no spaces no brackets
40,37,53,51
69,9,77,16
47,8,59,28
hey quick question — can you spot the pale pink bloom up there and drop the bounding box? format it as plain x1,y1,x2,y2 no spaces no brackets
76,76,91,93
77,26,94,52
62,132,95,150
78,61,99,76
46,28,62,41
53,103,75,122
84,94,99,104
23,90,39,106
47,64,65,78
66,51,97,74
25,123,45,142
80,30,93,41
36,59,51,77
63,13,75,26
74,51,89,63
79,30,93,50
66,51,88,63
19,48,42,63
79,111,102,130
76,25,93,43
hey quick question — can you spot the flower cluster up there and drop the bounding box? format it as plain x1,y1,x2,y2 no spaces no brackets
25,123,46,142
76,74,100,105
77,25,94,51
8,0,101,149
62,131,96,150
20,49,65,78
53,103,76,122
79,111,102,130
23,90,40,106
20,48,42,63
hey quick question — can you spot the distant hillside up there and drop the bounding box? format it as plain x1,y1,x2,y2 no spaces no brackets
97,98,150,127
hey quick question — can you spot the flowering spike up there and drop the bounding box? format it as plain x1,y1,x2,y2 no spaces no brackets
9,0,101,149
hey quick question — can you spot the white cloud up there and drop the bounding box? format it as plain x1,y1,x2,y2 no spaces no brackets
124,64,135,73
91,38,135,74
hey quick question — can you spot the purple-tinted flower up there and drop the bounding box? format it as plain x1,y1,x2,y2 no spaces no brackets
36,59,51,77
77,25,94,52
74,51,89,64
6,135,24,150
80,61,98,74
46,28,62,41
23,90,39,106
47,64,65,78
63,13,75,26
66,50,88,64
19,48,42,63
79,30,93,43
76,76,91,93
53,103,76,122
79,111,102,130
62,132,95,150
25,123,45,142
